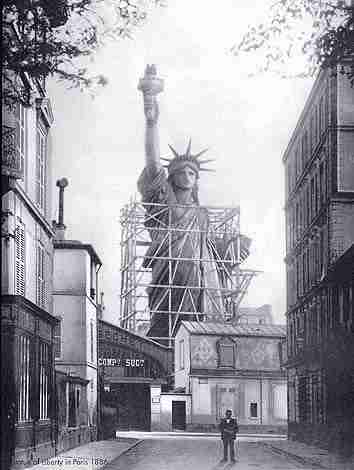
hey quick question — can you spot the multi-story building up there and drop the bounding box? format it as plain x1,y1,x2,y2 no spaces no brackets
1,73,58,467
237,304,274,325
283,63,354,454
52,180,102,449
53,231,102,449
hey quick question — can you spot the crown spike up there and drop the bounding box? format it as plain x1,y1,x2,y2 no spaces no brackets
161,157,172,162
194,148,209,159
198,158,215,164
168,144,179,158
185,138,192,158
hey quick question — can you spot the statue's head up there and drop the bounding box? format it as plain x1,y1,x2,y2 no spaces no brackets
170,164,198,192
165,139,214,198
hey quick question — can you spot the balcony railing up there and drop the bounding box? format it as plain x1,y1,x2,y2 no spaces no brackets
2,125,23,179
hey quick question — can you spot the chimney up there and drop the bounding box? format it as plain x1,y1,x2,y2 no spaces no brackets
53,177,69,240
97,292,105,320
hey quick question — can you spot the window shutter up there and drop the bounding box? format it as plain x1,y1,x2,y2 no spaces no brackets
15,221,25,296
44,249,52,311
37,243,45,307
36,126,47,212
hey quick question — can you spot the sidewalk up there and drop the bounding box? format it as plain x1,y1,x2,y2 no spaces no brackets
18,439,141,470
264,439,354,470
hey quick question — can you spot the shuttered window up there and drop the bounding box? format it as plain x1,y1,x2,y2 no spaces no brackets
37,243,45,307
15,220,25,296
39,342,50,420
18,334,31,421
36,125,47,212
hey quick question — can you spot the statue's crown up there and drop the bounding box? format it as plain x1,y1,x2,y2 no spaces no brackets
162,139,215,175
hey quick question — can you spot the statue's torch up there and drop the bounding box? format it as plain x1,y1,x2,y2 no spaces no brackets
138,65,164,125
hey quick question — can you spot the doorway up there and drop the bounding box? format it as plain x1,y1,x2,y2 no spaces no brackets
102,383,151,432
172,401,186,430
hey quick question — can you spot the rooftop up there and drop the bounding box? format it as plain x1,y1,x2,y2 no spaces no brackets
53,239,102,266
180,321,286,337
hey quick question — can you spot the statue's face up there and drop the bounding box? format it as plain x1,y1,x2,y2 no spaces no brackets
172,165,197,190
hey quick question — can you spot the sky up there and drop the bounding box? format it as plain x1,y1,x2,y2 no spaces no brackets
48,0,314,325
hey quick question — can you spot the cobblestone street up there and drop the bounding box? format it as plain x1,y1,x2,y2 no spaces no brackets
105,439,317,470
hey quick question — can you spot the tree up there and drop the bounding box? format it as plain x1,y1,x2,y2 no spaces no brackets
231,0,354,84
2,0,163,107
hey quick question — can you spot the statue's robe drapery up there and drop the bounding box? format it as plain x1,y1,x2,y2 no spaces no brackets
138,166,235,338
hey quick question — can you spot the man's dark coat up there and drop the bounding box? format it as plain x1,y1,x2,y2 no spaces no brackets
219,417,239,440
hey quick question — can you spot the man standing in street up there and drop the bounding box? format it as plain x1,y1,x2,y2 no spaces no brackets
219,409,239,463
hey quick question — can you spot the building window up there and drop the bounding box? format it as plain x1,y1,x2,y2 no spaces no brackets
250,402,258,418
68,383,77,427
76,388,80,411
39,341,50,420
36,124,47,212
90,320,94,363
15,219,26,296
217,337,236,368
179,339,184,370
332,286,340,326
54,318,62,359
15,103,27,178
342,286,350,323
18,334,31,421
298,375,309,423
36,242,45,307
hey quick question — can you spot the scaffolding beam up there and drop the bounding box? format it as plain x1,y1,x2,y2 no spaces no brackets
119,199,259,343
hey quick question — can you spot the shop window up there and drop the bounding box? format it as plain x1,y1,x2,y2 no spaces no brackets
39,341,50,420
68,384,82,427
17,334,31,421
250,402,258,418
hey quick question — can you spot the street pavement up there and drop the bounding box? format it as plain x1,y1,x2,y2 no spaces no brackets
21,439,140,470
104,438,317,470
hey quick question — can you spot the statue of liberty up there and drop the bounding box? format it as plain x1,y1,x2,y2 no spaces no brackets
137,65,251,342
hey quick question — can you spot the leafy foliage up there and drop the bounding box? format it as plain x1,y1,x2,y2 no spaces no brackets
2,0,163,107
232,0,354,84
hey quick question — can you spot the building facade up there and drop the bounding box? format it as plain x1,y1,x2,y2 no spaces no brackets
237,304,274,325
98,320,173,436
172,321,287,433
1,74,58,468
53,237,102,448
283,64,354,454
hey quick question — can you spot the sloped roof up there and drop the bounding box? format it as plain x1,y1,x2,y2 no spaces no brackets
180,321,286,338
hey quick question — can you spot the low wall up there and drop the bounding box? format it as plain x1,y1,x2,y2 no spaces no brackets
11,426,96,469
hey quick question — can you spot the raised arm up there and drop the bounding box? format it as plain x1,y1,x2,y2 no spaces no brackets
138,65,164,169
